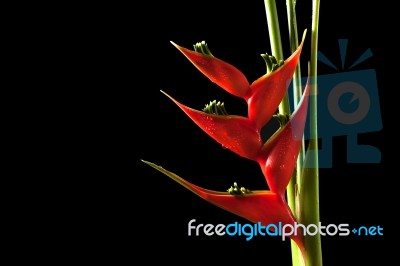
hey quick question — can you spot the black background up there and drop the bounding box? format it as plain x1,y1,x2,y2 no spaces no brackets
84,0,388,264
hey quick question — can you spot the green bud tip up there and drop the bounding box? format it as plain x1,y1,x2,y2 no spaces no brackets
202,100,229,115
227,182,251,195
273,113,291,127
193,41,213,56
261,53,285,74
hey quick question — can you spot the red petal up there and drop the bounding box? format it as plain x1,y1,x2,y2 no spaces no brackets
171,41,251,99
162,91,262,161
247,30,307,129
257,74,310,196
142,159,304,250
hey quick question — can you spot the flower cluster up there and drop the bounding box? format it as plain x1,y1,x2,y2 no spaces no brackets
143,30,309,252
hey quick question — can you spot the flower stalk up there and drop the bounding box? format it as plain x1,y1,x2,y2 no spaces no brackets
299,0,323,265
286,0,305,264
263,0,290,115
264,0,322,265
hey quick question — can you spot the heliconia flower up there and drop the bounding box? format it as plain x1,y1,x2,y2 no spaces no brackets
141,159,305,253
171,30,307,130
161,91,262,161
144,29,311,262
257,73,310,196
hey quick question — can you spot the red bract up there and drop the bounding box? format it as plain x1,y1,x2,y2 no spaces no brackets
170,41,252,99
248,31,306,129
161,91,262,161
142,160,305,252
257,75,310,196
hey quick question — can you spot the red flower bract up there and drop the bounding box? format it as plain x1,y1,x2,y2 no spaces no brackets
170,41,251,99
257,74,310,196
247,31,305,129
161,91,262,161
142,160,305,252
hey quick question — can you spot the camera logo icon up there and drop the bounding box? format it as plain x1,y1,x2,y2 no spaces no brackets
292,39,382,167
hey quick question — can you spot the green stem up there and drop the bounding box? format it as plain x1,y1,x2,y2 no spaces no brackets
286,0,304,265
300,0,322,265
287,173,301,266
264,1,301,265
263,0,290,115
286,0,305,162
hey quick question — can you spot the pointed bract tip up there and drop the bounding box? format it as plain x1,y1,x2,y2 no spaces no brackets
141,159,151,165
301,29,307,42
160,90,174,101
170,41,180,49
